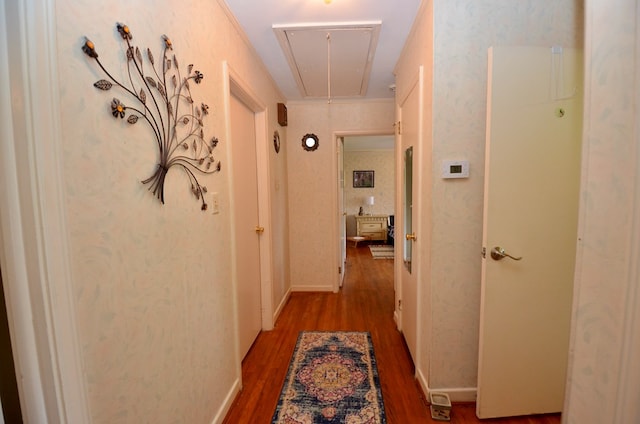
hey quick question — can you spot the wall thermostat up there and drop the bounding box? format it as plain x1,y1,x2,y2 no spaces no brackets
441,160,469,179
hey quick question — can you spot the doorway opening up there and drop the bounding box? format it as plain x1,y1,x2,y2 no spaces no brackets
339,134,396,277
0,264,23,423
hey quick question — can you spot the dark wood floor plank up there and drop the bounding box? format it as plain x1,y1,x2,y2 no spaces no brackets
222,243,561,424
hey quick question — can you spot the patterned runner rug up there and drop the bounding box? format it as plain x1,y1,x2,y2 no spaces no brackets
271,331,387,423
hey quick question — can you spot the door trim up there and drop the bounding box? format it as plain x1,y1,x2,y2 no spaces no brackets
223,62,275,354
0,0,90,421
395,66,426,390
331,129,395,295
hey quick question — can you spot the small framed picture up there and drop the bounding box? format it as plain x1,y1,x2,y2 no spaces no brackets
353,170,374,188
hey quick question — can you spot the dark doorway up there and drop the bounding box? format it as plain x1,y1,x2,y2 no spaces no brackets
0,266,23,423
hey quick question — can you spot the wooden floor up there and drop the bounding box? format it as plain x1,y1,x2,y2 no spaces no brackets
222,243,561,424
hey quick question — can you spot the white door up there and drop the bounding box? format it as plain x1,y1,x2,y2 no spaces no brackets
398,72,421,364
477,46,583,418
337,137,346,287
230,93,262,359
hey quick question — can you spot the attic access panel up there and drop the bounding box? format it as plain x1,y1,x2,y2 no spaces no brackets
273,22,381,99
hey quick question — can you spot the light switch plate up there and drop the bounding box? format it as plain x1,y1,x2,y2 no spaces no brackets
211,192,220,214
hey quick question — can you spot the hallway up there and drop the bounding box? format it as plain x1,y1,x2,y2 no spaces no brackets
222,244,561,423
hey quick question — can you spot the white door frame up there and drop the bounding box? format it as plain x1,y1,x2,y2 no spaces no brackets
394,67,424,377
331,129,395,294
0,0,90,422
223,62,275,367
337,136,346,287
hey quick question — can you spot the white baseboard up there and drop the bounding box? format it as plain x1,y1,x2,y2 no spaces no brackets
416,367,429,397
273,288,291,323
211,378,241,424
414,368,477,403
290,285,334,292
428,387,477,403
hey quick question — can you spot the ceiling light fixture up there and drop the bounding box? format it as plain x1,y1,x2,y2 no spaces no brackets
324,0,332,4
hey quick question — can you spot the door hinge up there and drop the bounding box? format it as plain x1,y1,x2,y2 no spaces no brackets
395,120,402,135
338,266,342,274
398,299,402,310
481,247,486,258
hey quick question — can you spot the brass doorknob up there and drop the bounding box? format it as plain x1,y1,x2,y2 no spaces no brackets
255,226,265,234
405,232,417,241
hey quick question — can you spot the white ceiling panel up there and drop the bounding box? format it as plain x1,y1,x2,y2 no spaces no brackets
223,0,421,101
274,22,381,99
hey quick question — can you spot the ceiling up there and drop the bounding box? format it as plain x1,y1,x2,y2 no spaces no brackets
223,0,422,101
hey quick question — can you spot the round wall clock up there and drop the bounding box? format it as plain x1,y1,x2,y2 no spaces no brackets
273,130,281,153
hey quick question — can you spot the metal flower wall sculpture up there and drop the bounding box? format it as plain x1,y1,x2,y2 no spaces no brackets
82,23,220,211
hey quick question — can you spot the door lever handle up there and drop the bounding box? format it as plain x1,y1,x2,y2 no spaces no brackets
490,246,522,261
405,233,417,241
255,226,265,234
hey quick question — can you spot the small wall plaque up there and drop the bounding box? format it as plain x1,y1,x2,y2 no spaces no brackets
277,102,288,126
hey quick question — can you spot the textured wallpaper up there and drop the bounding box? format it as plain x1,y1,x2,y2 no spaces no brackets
564,2,639,422
429,0,583,391
287,100,395,290
344,150,395,236
55,0,286,421
395,0,584,394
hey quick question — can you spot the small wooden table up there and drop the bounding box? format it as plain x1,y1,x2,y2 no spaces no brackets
347,236,368,247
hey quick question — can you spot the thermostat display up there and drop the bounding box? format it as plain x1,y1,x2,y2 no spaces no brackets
441,160,469,179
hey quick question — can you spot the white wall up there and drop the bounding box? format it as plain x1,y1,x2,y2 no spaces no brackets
429,0,584,392
344,149,395,236
564,1,640,422
48,0,287,421
395,0,584,395
287,100,394,291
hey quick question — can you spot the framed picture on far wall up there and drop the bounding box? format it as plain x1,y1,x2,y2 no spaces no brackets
353,170,374,188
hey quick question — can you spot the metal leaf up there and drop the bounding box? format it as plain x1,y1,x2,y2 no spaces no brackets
196,107,201,118
145,76,157,88
127,115,139,124
94,79,113,90
135,47,142,64
188,64,193,74
192,139,197,151
182,117,189,125
173,54,178,69
171,75,177,88
167,102,173,116
147,48,154,65
139,88,146,104
166,58,171,70
157,82,166,97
